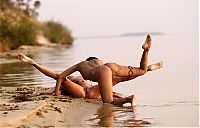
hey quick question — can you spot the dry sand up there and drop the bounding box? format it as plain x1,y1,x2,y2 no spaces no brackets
0,86,101,127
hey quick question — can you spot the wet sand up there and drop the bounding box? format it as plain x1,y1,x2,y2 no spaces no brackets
0,86,101,127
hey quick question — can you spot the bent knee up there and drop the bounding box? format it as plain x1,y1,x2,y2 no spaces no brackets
139,69,147,76
97,65,112,78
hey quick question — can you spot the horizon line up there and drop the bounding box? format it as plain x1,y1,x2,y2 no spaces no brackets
75,32,164,40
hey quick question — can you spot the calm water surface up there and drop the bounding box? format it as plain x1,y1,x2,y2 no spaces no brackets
0,34,198,127
0,0,199,126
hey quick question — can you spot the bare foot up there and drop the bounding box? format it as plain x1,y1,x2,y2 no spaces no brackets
127,95,136,106
148,61,163,71
18,53,35,65
128,95,136,112
131,95,136,107
142,35,152,50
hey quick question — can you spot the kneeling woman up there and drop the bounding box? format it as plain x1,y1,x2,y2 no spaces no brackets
18,53,133,106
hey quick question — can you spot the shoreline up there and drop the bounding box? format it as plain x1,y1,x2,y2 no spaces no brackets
0,44,71,64
0,35,72,61
0,86,101,127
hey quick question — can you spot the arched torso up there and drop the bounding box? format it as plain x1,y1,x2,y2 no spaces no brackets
77,59,104,81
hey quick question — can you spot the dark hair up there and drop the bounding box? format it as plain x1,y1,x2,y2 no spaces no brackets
86,57,98,61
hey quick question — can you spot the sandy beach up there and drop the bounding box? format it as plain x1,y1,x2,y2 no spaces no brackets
0,86,152,127
0,86,102,127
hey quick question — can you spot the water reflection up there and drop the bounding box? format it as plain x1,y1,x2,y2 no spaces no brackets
86,104,151,127
0,46,75,87
0,62,35,86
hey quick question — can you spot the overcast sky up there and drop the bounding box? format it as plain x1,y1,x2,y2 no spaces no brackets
37,0,198,37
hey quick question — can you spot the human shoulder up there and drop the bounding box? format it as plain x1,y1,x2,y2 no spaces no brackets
77,60,87,64
93,59,104,65
75,61,89,68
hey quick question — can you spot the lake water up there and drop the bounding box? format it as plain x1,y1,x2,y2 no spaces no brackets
0,0,199,126
0,34,199,127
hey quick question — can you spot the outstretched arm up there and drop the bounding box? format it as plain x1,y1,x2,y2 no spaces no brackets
54,64,79,96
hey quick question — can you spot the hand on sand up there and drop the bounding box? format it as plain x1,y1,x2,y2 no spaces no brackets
54,91,64,98
55,94,64,99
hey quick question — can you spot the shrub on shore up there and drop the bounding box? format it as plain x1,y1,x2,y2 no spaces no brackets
0,14,38,50
0,1,39,51
42,21,73,45
0,0,73,52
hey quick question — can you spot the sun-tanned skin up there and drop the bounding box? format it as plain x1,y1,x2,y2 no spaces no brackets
53,35,162,105
18,53,144,104
18,54,126,98
18,35,163,106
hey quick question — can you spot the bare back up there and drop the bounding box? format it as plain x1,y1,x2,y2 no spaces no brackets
77,59,104,81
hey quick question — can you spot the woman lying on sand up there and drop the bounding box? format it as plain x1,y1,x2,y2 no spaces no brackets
27,76,124,99
18,35,162,106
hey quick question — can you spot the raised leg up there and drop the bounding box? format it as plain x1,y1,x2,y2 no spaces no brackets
18,53,58,80
112,61,163,85
18,53,86,98
105,35,152,78
140,35,152,71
